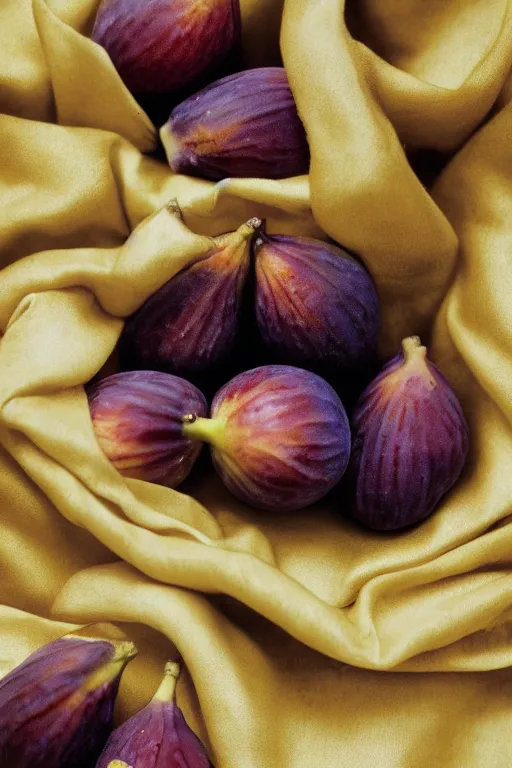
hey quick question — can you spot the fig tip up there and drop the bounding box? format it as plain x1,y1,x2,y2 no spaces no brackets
165,198,183,219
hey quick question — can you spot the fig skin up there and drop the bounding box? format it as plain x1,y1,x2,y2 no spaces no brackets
0,628,137,768
160,68,310,181
348,336,470,532
253,227,380,386
183,365,351,512
97,661,213,768
118,218,261,389
88,370,207,488
91,0,241,96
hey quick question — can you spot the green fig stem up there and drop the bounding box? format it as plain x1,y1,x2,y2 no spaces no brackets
230,217,263,247
108,762,132,768
153,661,181,703
82,640,137,693
182,414,227,449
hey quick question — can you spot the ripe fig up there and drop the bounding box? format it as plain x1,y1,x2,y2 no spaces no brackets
0,625,137,768
87,370,207,487
91,0,241,95
160,68,310,181
348,336,470,531
182,365,351,512
118,218,261,389
253,225,380,387
97,661,213,767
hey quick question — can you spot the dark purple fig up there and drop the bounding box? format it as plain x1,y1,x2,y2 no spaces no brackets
118,218,261,388
97,661,213,768
348,336,470,531
91,0,241,96
182,365,351,512
87,370,207,487
0,624,137,768
253,226,380,387
160,68,310,181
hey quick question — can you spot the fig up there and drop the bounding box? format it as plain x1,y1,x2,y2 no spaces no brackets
91,0,240,95
348,336,470,531
253,226,380,387
182,365,351,512
87,370,207,487
97,661,213,767
118,218,261,388
0,625,137,768
160,68,310,181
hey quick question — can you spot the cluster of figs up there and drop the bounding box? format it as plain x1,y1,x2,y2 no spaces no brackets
88,210,469,531
0,624,213,767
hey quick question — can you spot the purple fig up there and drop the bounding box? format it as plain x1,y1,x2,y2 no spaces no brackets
348,336,470,531
97,661,213,767
118,218,261,387
253,226,380,384
87,370,207,487
91,0,241,95
182,365,351,512
0,624,137,768
160,68,310,181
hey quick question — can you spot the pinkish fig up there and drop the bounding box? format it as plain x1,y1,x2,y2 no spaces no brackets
160,68,310,181
0,625,137,768
87,370,207,487
348,336,470,531
183,365,351,512
118,218,261,388
92,0,240,95
97,661,213,767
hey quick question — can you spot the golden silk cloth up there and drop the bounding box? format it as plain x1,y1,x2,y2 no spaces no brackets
1,0,512,764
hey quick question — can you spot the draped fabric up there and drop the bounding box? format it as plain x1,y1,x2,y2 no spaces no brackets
1,0,512,764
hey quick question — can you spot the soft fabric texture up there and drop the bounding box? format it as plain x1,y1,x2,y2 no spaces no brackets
1,0,512,765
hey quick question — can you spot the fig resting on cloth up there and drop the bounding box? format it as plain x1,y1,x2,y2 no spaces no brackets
348,336,470,531
97,661,213,767
92,0,241,95
118,218,262,389
160,68,310,181
88,370,207,488
253,224,380,386
183,365,351,512
0,625,137,768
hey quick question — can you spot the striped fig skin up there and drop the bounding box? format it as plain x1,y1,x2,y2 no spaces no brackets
183,365,351,512
92,0,240,95
0,633,136,768
97,662,213,768
160,68,310,181
254,230,380,382
88,370,207,487
118,219,260,386
348,337,470,531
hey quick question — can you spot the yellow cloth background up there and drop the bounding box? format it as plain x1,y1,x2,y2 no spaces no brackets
1,0,512,764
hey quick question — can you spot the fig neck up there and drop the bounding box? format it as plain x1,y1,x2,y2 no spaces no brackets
153,661,181,703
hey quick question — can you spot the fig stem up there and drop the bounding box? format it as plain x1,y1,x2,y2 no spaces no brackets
182,415,227,448
401,336,426,362
235,217,263,243
82,641,137,693
153,661,181,703
165,198,183,220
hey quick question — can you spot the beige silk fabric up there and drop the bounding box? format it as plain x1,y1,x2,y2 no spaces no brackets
1,0,512,764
